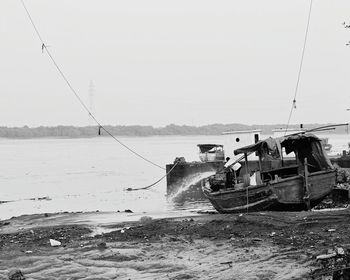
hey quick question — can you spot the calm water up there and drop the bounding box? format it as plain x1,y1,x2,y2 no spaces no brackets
0,134,349,220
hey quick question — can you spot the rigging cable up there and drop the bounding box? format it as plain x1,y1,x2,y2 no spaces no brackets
285,0,314,135
20,0,165,170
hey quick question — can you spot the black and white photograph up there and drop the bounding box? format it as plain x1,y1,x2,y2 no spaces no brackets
1,0,350,279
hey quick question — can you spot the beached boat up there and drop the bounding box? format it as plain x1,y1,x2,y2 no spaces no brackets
197,144,225,162
202,133,336,213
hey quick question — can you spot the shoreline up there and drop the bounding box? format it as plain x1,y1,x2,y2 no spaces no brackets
1,209,350,279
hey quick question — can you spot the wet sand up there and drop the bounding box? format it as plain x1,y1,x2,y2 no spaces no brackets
1,209,350,279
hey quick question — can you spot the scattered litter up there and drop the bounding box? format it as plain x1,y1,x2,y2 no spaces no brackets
327,229,336,232
311,248,350,279
337,247,345,255
120,229,125,233
8,269,25,280
270,232,276,237
316,253,337,260
49,239,61,247
220,261,233,267
25,250,33,254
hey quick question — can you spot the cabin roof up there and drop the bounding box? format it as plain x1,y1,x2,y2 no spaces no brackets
222,129,261,135
234,133,333,171
197,144,223,147
197,144,223,150
234,133,320,155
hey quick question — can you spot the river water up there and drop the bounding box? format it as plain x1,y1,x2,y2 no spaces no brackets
0,134,348,220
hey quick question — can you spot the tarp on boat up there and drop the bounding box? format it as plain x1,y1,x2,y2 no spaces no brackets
281,133,333,171
234,137,282,159
234,133,333,171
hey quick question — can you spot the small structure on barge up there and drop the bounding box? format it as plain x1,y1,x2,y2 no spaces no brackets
197,144,224,162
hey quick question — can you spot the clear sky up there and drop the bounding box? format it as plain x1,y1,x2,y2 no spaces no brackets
1,0,350,127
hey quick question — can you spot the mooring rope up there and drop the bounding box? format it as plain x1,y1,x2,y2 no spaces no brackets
285,0,314,135
20,0,165,170
125,160,180,191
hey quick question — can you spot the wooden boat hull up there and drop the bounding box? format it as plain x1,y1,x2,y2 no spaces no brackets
203,169,336,213
202,184,276,213
269,169,336,211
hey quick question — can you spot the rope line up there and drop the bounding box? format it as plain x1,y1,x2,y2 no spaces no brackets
285,0,313,135
20,0,165,170
125,160,180,191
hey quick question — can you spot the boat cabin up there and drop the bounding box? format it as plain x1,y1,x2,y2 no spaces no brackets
197,144,225,162
234,133,333,184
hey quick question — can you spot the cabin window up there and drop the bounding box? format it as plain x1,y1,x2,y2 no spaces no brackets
254,134,259,143
236,137,240,142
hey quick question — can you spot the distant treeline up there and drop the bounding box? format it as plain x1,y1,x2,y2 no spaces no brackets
0,123,347,138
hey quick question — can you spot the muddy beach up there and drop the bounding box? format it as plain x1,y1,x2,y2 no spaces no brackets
0,209,350,279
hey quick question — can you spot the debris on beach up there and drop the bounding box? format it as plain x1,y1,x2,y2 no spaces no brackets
311,247,350,279
49,239,61,247
220,261,233,267
8,269,25,280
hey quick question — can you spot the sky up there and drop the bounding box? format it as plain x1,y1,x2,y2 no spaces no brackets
1,0,350,127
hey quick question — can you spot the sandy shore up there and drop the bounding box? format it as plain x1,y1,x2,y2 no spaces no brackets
1,209,350,279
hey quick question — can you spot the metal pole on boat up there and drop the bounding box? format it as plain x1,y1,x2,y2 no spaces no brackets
304,158,311,210
244,153,249,175
244,153,249,213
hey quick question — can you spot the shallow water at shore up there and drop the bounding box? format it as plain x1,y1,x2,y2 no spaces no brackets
0,134,348,220
0,136,222,220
